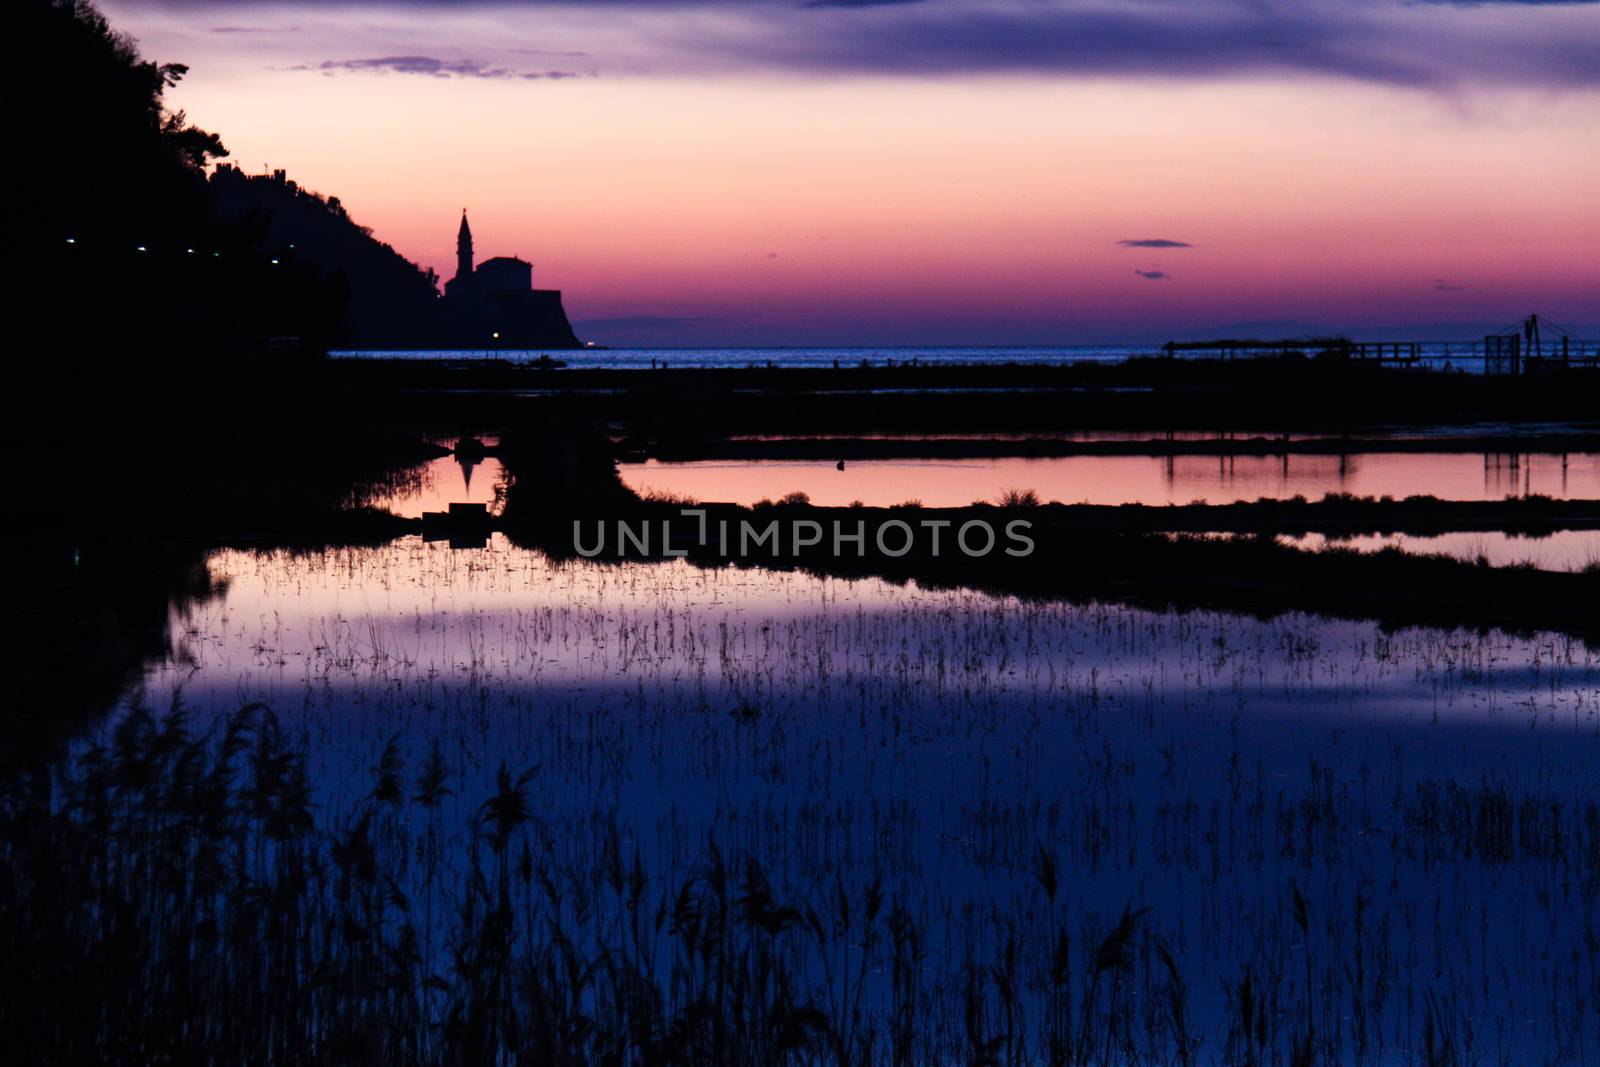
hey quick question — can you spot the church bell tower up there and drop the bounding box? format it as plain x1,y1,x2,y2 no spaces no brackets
455,210,474,282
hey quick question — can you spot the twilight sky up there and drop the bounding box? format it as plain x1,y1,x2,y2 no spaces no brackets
105,0,1599,346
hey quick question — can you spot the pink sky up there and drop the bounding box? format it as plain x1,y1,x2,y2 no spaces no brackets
105,1,1600,345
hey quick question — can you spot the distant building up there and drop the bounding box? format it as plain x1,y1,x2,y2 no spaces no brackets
207,173,584,348
440,211,580,348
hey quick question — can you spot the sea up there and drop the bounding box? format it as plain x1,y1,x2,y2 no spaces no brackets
330,342,1510,372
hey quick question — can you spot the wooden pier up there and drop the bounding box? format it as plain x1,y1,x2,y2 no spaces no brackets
1163,316,1596,374
1161,338,1343,360
1349,341,1421,363
1160,337,1417,362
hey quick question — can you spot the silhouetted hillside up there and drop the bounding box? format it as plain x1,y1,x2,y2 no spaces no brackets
20,0,220,259
210,166,445,345
15,0,345,368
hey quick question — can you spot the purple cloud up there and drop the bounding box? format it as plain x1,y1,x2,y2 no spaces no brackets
1118,238,1193,249
293,56,581,79
1135,270,1171,281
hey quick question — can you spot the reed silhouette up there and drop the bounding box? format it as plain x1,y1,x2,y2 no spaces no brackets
4,694,1594,1063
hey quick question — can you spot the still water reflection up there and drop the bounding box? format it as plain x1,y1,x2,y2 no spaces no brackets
1282,529,1600,572
122,538,1599,1059
364,438,505,518
621,451,1600,507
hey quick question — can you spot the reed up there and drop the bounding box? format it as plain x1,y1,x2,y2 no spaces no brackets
8,537,1598,1063
5,684,1595,1063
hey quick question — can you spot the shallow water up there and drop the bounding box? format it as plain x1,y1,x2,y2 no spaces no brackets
121,535,1600,1060
1283,529,1600,572
621,450,1600,507
363,438,506,518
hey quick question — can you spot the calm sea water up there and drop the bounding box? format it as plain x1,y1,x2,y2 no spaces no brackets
331,343,1511,372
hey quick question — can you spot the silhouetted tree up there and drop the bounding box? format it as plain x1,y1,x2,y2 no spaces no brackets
14,0,343,367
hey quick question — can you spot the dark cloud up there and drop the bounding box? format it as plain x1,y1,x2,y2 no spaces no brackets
826,0,1594,89
209,25,299,34
748,3,1600,87
124,1,1600,89
1118,238,1193,249
1135,270,1170,281
1433,279,1467,291
293,56,580,79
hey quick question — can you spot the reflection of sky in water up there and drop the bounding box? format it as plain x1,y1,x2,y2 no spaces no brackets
368,441,505,518
1284,529,1600,572
620,451,1600,507
154,538,1597,730
130,538,1600,1059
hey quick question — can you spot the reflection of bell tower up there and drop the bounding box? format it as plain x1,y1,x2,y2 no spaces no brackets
454,436,487,494
457,451,479,493
455,210,474,282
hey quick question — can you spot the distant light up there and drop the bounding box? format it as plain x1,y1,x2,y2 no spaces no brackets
212,252,220,257
135,245,147,252
270,258,279,265
492,331,500,340
65,237,76,244
186,247,195,254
